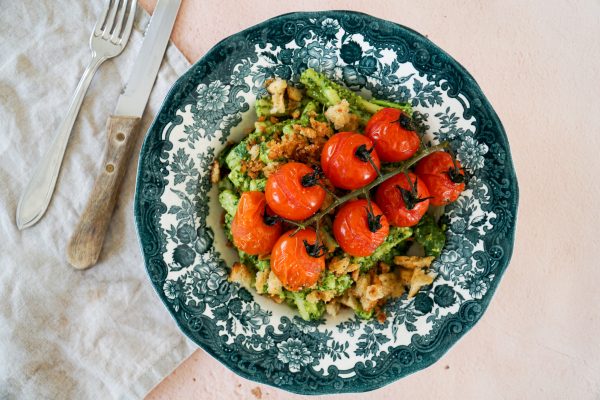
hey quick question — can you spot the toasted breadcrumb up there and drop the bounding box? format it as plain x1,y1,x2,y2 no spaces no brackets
324,99,359,131
248,144,260,160
295,142,324,165
309,117,334,139
361,284,385,311
306,290,336,304
211,160,220,184
328,257,350,276
343,114,359,132
352,274,370,298
266,114,330,165
240,159,265,179
255,268,270,294
326,300,341,316
408,267,437,298
343,265,411,314
347,263,360,274
378,262,391,274
398,268,413,287
267,271,283,297
286,86,303,102
229,262,253,289
328,257,359,276
319,291,336,303
262,161,281,178
394,255,435,269
267,78,287,114
267,132,307,161
379,272,404,298
339,293,360,310
370,270,381,286
293,124,318,139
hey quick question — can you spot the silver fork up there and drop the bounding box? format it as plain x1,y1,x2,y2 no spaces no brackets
16,0,137,230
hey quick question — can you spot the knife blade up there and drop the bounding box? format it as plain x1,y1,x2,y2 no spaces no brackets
66,0,181,270
115,0,181,118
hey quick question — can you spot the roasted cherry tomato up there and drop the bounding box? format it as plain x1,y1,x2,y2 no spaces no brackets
265,162,326,221
365,108,421,162
375,172,431,227
321,132,381,190
231,191,282,255
333,199,389,257
415,151,466,206
270,228,326,291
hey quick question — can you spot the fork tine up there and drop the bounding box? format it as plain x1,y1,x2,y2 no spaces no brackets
118,0,137,45
93,0,112,36
110,0,128,42
101,0,121,39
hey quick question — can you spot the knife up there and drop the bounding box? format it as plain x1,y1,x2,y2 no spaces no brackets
66,0,181,269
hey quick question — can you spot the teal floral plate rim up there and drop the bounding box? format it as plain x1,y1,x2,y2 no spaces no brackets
134,10,519,395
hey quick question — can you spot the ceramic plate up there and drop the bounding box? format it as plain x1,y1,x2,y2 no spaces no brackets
134,11,518,394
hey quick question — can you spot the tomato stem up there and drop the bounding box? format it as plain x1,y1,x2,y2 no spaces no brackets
298,142,449,226
262,206,280,226
391,113,415,131
303,239,327,258
446,148,467,184
399,114,415,131
364,191,383,233
355,144,382,178
395,173,433,210
301,165,324,187
280,217,305,229
318,183,339,201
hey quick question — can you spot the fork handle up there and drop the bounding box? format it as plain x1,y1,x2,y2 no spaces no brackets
67,115,140,270
16,54,105,229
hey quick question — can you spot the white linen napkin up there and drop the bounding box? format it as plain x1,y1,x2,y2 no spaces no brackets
0,2,195,398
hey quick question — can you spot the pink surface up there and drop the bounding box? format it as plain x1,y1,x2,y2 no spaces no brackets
141,1,600,398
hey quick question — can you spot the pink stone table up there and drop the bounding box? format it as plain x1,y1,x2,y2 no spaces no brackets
140,1,600,398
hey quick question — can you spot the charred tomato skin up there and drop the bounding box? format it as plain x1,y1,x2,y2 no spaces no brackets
365,108,420,162
415,151,466,206
270,228,325,291
321,132,381,190
265,162,326,220
231,191,282,255
333,199,390,257
375,172,431,227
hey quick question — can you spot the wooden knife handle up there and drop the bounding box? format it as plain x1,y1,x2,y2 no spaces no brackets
67,115,140,270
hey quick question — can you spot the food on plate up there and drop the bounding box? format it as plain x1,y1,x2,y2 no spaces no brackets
270,228,326,292
214,68,465,320
230,191,282,255
375,172,431,227
321,132,381,190
365,107,421,162
332,199,389,257
415,151,466,206
265,162,326,220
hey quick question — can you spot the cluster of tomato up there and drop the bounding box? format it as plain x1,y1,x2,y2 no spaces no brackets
230,108,466,292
